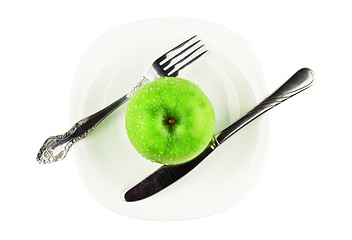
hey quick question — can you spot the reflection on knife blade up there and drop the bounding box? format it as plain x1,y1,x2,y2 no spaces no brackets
124,145,215,201
124,68,314,202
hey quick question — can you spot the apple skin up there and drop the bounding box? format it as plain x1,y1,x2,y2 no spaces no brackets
125,77,215,165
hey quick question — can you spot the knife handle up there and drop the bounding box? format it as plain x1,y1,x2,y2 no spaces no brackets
216,68,314,144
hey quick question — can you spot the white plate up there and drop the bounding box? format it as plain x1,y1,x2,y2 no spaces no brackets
70,18,270,220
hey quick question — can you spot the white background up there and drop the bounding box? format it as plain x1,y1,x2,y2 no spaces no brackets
1,0,351,239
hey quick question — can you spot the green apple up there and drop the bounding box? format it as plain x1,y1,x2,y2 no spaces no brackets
125,77,215,165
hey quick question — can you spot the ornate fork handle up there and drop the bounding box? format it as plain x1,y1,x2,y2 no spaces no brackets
216,68,314,144
37,77,149,164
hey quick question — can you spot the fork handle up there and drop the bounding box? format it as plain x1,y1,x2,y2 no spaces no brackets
37,94,129,164
37,76,149,164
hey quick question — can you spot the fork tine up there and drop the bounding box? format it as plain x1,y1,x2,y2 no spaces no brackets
168,50,207,77
160,40,201,69
155,35,197,63
165,46,207,77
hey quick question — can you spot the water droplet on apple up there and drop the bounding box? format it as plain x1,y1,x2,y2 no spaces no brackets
138,115,143,119
136,124,141,128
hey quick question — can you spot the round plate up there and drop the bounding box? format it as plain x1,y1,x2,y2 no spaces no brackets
70,18,270,220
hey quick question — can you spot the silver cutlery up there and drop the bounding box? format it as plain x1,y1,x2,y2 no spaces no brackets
124,68,314,202
37,36,207,164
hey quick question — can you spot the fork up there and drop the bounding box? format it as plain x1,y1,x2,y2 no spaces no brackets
37,36,207,164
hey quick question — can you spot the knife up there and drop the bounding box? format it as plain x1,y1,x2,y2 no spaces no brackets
124,68,314,202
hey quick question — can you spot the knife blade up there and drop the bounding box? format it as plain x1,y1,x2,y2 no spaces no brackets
124,68,314,202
